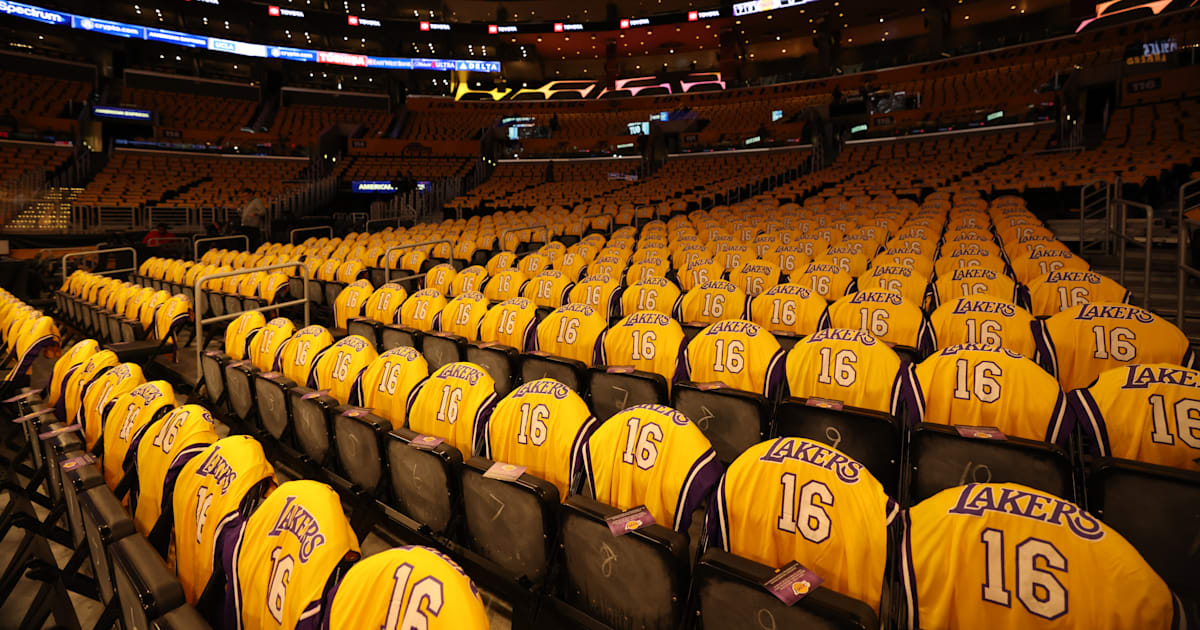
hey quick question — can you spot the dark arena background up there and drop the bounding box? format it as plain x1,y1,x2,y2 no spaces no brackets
0,0,1197,628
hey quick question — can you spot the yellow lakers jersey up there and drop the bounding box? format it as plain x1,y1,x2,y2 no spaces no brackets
932,253,1009,281
583,404,721,531
399,289,447,332
1008,248,1090,285
333,279,374,329
450,266,488,297
478,297,537,350
533,303,608,366
48,339,99,409
929,296,1037,358
749,284,828,337
80,362,146,452
901,483,1177,630
858,265,930,306
483,269,527,302
406,362,497,455
914,344,1065,441
1025,270,1131,318
484,378,599,499
621,277,681,318
728,260,782,298
793,263,857,302
486,251,517,276
1034,303,1196,392
676,280,749,325
363,283,408,324
1068,364,1200,471
822,290,935,355
276,325,335,385
226,480,360,630
681,319,785,398
603,304,685,375
932,266,1026,309
310,335,379,404
225,311,266,361
249,318,296,373
785,329,919,417
679,259,724,291
324,547,489,630
133,404,218,536
523,270,573,310
439,292,489,341
352,346,429,428
709,437,897,613
568,275,621,317
424,263,458,296
102,381,176,491
63,350,120,427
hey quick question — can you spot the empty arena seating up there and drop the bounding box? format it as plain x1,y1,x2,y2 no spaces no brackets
0,69,90,122
123,86,256,132
273,103,393,143
74,150,308,211
333,153,474,181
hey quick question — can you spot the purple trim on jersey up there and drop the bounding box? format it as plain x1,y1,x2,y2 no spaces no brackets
1170,593,1186,630
11,335,54,380
845,278,859,296
899,509,919,630
123,411,171,510
816,309,832,331
471,392,498,457
1031,320,1059,378
349,373,364,407
671,448,722,532
916,317,936,357
1066,389,1109,456
764,349,786,400
1183,346,1198,370
671,295,684,320
1120,289,1133,305
675,345,691,385
73,365,115,427
570,415,601,496
220,516,249,630
740,295,752,320
1043,392,1068,445
159,442,212,533
909,364,928,424
595,329,609,365
403,376,428,420
1014,284,1032,311
305,345,334,389
885,498,899,525
52,364,81,420
580,441,596,498
704,476,730,552
521,320,536,352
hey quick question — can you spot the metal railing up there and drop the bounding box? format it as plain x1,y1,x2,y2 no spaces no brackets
193,261,311,382
61,247,138,286
1079,179,1111,257
193,235,250,261
1111,198,1153,309
366,218,403,232
1177,178,1200,328
382,238,452,284
290,225,333,245
499,223,552,253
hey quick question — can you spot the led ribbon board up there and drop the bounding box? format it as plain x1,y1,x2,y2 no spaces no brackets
93,106,153,121
0,0,500,72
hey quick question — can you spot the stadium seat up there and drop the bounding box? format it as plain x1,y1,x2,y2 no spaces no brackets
1087,458,1200,612
775,399,903,493
905,423,1074,504
384,426,464,536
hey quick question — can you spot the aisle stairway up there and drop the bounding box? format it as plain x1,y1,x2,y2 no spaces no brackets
3,186,82,232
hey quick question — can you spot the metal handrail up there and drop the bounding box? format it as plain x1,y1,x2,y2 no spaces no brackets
193,261,311,382
576,212,613,237
61,247,138,286
382,238,452,284
1176,178,1200,328
498,223,552,253
1079,179,1110,257
366,218,402,233
193,234,250,261
1110,198,1153,309
290,225,333,245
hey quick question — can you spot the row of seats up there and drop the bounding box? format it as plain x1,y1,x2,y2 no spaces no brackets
9,335,492,629
190,310,1199,628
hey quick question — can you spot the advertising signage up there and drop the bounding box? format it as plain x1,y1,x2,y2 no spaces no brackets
93,106,154,122
3,0,501,73
352,181,397,193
